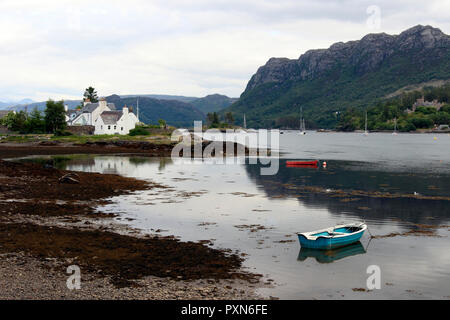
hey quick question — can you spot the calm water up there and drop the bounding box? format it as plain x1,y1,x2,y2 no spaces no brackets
20,132,450,299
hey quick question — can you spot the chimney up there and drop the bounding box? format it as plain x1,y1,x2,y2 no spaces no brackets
123,106,128,114
64,104,68,112
83,98,91,107
99,97,107,108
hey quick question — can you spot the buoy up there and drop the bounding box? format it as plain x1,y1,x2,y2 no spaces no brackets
322,161,327,168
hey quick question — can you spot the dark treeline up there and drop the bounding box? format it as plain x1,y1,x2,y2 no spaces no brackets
0,100,67,134
206,111,234,128
337,84,450,132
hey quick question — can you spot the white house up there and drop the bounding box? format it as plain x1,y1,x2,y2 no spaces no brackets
69,98,116,126
67,98,139,135
94,106,139,135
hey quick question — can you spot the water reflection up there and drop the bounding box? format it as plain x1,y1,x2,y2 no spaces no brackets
14,154,450,299
297,242,366,264
244,160,450,226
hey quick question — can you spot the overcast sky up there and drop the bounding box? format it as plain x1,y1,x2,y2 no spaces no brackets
0,0,449,102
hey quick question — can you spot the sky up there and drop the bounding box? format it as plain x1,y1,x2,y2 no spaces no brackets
0,0,449,102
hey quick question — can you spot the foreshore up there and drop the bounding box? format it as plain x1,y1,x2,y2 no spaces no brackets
0,142,264,299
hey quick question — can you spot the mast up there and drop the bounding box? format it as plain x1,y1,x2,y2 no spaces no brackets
365,110,368,133
243,114,247,129
137,97,140,122
300,106,305,132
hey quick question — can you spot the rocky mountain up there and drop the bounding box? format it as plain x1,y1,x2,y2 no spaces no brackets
190,94,238,114
105,95,205,127
226,25,450,128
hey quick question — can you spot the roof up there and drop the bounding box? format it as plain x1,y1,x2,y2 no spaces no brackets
66,110,79,116
81,102,116,113
100,111,123,124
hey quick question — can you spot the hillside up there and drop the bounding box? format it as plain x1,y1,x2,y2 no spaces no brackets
225,25,450,128
190,94,238,114
119,94,198,103
105,95,205,127
6,100,82,112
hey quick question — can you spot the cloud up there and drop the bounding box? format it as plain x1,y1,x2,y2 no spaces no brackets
0,0,449,101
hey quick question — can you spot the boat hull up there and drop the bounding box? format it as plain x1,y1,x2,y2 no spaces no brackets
286,160,319,166
297,224,366,250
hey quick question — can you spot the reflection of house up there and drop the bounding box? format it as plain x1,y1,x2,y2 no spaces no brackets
66,98,139,135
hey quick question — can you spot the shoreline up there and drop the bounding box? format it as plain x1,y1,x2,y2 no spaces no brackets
0,143,265,300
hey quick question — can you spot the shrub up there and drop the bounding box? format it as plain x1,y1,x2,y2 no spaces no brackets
128,126,150,136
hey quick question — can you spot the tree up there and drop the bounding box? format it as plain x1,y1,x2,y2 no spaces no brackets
83,86,98,103
158,119,167,129
0,111,16,129
225,112,234,126
0,111,27,132
25,107,45,133
45,100,66,133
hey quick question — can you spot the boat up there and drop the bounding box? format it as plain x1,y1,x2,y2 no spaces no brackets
297,223,367,250
297,241,366,263
363,111,369,136
286,160,319,166
392,118,398,135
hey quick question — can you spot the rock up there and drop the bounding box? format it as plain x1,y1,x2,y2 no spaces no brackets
58,173,80,184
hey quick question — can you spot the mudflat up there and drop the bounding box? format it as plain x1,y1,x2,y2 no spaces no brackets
0,146,262,299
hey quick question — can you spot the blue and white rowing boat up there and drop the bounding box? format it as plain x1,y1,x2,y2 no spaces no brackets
297,223,367,250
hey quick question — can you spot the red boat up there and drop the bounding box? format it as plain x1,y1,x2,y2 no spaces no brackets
286,160,319,166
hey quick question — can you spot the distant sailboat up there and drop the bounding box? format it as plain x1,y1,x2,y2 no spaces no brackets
363,110,369,136
237,114,249,133
241,114,257,133
299,107,306,135
392,117,398,135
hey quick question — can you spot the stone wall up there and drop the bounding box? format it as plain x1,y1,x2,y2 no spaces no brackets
66,125,95,135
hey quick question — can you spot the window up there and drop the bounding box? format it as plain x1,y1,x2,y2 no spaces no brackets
108,125,111,130
114,125,117,130
121,127,123,131
101,125,103,130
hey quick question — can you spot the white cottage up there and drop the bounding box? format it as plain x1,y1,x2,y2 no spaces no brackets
94,106,139,135
69,98,116,126
67,98,139,135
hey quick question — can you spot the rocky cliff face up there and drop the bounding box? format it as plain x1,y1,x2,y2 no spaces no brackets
226,25,450,128
245,25,450,92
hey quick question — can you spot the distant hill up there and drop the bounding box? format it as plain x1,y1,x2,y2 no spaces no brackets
225,25,450,128
0,102,10,109
119,94,198,103
105,95,205,127
7,100,82,112
190,94,238,114
0,99,36,110
3,93,235,127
